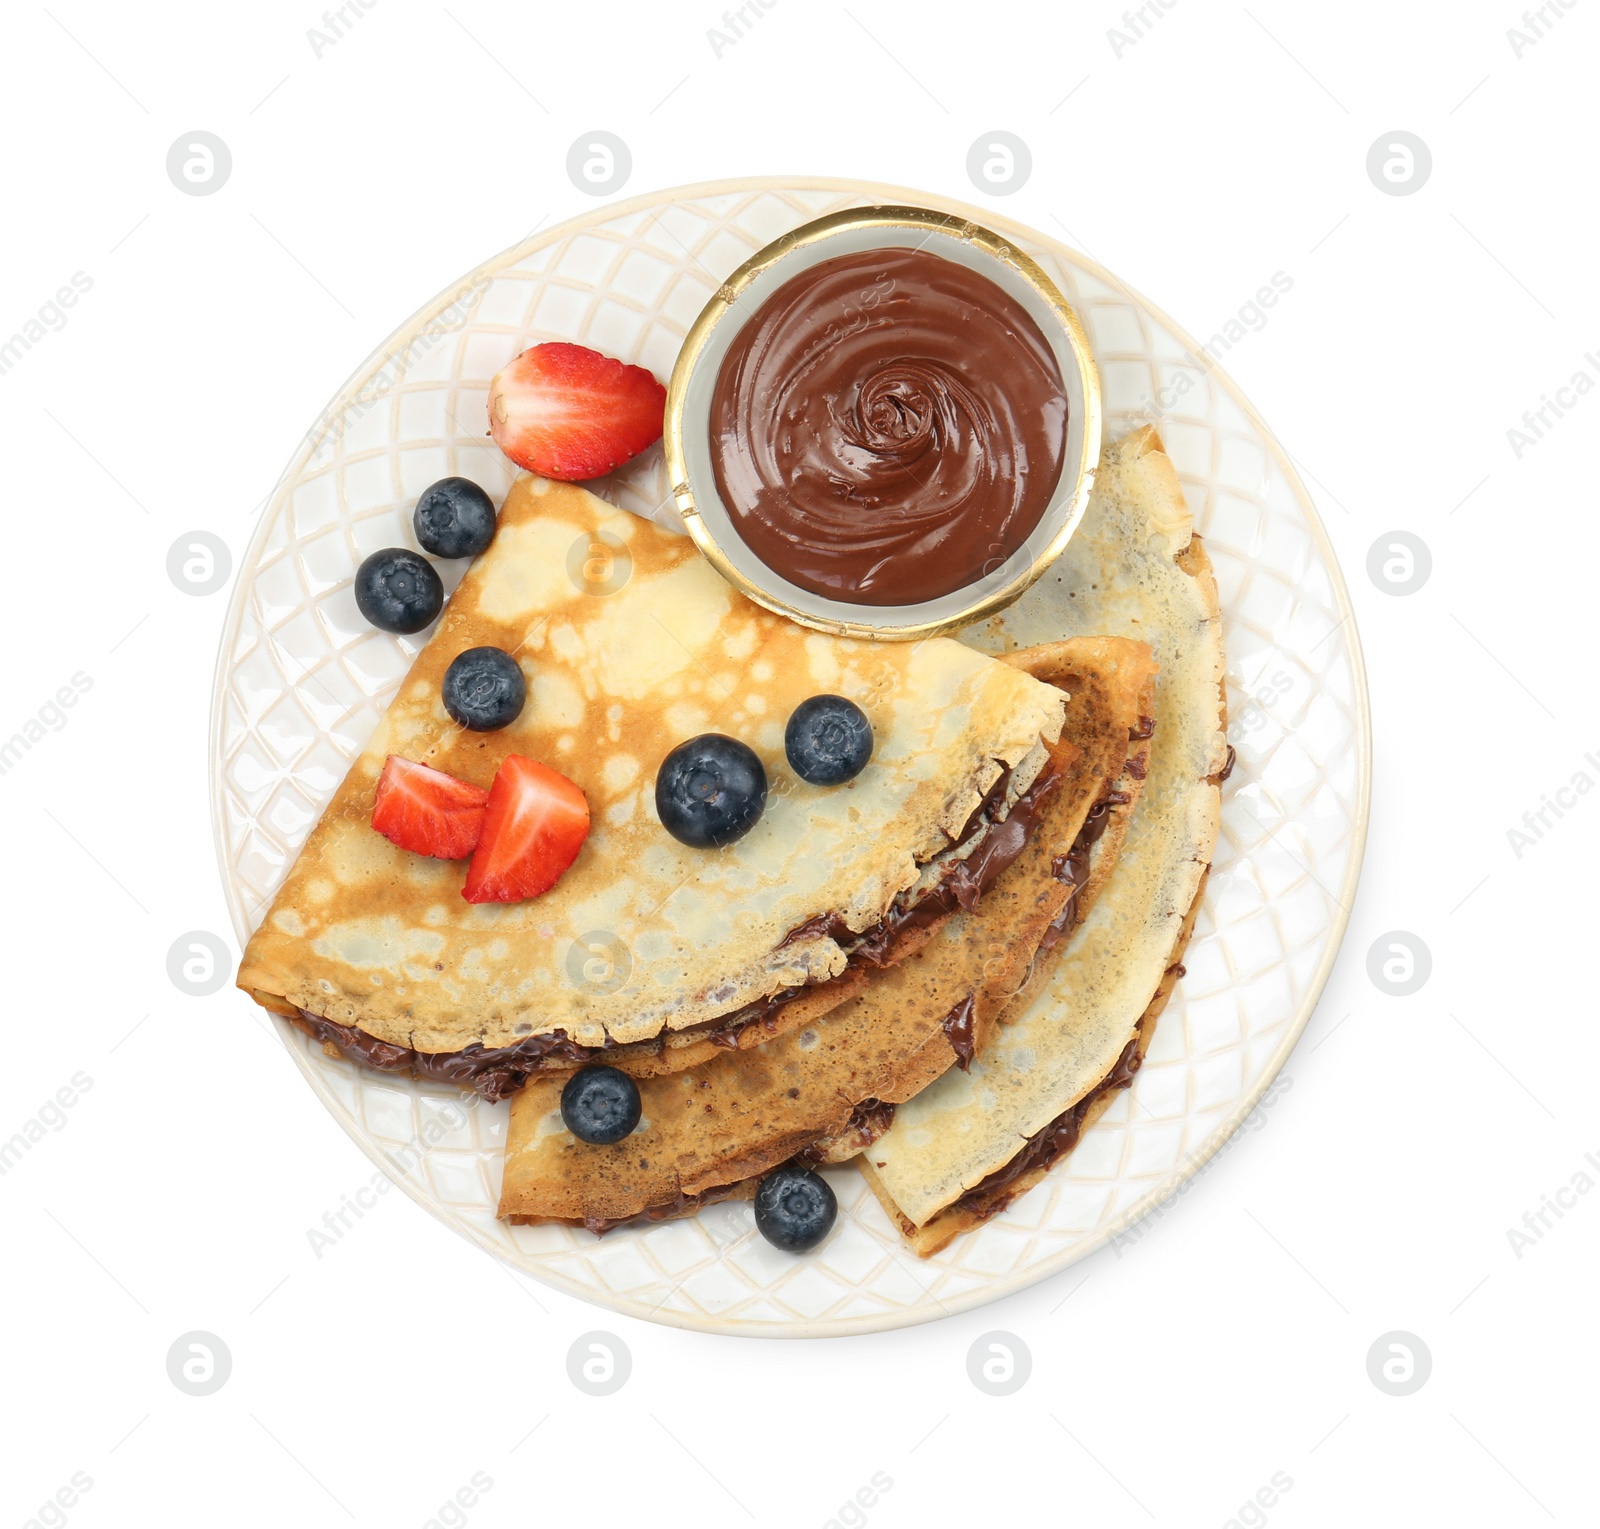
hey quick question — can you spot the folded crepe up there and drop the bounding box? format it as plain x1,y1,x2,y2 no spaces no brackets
237,477,1072,1100
499,636,1158,1229
857,426,1228,1255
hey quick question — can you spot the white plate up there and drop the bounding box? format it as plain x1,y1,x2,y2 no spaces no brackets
211,177,1370,1337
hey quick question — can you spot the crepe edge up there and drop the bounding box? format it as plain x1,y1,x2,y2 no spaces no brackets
860,864,1210,1258
236,617,1070,1055
853,441,1228,1252
495,640,1155,1224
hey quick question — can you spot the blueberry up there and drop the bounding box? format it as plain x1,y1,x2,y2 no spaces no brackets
442,646,526,731
754,1164,837,1252
414,477,497,559
560,1066,642,1145
785,695,873,786
655,734,767,848
354,548,444,634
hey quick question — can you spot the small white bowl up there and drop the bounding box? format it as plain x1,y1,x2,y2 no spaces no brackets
664,205,1102,641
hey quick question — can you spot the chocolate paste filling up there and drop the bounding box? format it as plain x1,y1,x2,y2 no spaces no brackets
1033,722,1150,955
937,944,1188,1224
1036,788,1132,955
289,1015,593,1104
574,1180,751,1237
564,773,1148,1229
293,759,1063,1102
942,1012,1152,1221
941,995,978,1071
530,756,1157,1231
796,1097,897,1167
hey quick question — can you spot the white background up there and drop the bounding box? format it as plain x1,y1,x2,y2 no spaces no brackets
1,1,1595,1525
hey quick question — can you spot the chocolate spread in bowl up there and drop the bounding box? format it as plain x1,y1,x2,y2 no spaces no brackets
709,247,1068,606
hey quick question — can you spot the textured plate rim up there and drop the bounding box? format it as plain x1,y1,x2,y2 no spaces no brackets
209,175,1372,1339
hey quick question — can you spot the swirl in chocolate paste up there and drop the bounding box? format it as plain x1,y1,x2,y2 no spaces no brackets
710,247,1067,605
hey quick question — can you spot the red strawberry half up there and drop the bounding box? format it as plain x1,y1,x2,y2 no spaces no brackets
372,756,490,859
488,341,666,481
463,755,590,904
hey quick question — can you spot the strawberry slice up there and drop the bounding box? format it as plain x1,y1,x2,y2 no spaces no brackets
371,756,489,860
488,341,666,481
463,755,590,903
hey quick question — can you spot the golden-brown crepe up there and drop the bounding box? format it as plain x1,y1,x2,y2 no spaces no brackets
878,868,1209,1253
237,477,1070,1090
498,636,1157,1228
858,427,1228,1254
